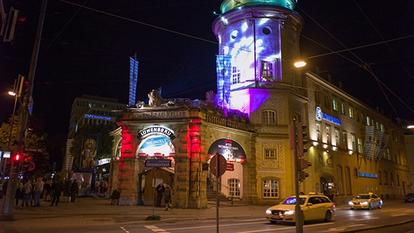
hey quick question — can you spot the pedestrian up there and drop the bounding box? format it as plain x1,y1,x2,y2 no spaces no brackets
43,179,52,201
33,177,44,207
155,183,165,207
163,184,171,211
15,181,23,207
50,179,62,206
22,180,32,207
70,179,79,202
63,179,71,202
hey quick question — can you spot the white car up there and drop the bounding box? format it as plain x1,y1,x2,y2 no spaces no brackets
348,193,383,210
266,193,335,223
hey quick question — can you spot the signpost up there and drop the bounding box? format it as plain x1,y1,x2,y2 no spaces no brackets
210,153,226,233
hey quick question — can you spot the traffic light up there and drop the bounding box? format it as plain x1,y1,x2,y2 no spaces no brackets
296,123,311,183
298,171,309,182
11,151,22,165
301,125,309,155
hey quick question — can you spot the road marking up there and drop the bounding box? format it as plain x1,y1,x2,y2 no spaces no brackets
165,220,266,231
144,225,170,233
120,226,130,233
237,222,334,233
320,223,367,232
239,218,268,222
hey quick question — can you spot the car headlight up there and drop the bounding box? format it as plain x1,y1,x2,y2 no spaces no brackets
361,201,368,205
284,210,295,215
348,201,354,206
266,209,272,215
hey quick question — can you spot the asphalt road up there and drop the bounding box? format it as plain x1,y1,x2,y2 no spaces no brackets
1,201,414,233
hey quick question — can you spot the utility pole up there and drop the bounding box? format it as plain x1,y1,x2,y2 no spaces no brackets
293,117,303,233
1,0,48,220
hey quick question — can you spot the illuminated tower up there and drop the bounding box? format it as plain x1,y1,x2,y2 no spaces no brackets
213,0,302,115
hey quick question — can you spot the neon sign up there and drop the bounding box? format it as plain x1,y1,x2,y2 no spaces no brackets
358,172,378,179
138,126,175,140
84,114,113,121
315,107,341,126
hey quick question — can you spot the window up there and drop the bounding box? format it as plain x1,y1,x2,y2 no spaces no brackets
315,88,320,104
341,102,346,115
228,179,241,197
366,116,371,126
348,106,354,118
324,95,330,109
332,98,338,111
342,131,348,148
262,110,277,125
263,179,279,198
264,148,277,159
325,125,331,145
316,123,321,141
351,134,356,151
379,171,382,185
334,128,340,146
380,124,384,132
261,61,273,81
357,138,363,154
232,66,241,84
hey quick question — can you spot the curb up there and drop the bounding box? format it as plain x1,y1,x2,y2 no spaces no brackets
340,219,414,233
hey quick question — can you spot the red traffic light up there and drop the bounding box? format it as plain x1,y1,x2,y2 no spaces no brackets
12,152,23,161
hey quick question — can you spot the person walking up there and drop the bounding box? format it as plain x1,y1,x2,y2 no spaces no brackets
50,179,62,206
155,183,165,207
22,180,32,207
163,184,171,211
43,179,52,201
15,181,23,207
33,177,44,207
70,179,79,203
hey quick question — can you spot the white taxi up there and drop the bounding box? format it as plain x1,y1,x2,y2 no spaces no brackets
265,193,335,223
348,193,383,210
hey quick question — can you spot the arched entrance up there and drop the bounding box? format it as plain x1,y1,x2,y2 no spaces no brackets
207,139,247,200
320,174,336,201
136,125,176,206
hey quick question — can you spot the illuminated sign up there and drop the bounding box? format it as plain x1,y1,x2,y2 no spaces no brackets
138,126,175,157
97,158,111,166
138,126,175,140
0,151,11,158
144,159,171,168
208,139,246,162
84,114,113,121
129,56,139,107
358,172,378,179
315,107,341,126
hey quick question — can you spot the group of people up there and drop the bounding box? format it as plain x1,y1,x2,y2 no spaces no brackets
155,183,171,211
9,176,80,208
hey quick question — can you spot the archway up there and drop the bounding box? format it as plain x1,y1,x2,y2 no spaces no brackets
207,139,247,200
320,174,336,201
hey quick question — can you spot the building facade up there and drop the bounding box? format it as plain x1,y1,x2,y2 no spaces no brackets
109,0,411,208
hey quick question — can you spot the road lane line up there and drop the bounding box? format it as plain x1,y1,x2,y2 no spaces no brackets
165,220,266,231
145,225,170,233
237,222,335,233
120,226,130,233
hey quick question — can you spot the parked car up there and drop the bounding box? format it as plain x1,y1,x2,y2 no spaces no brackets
348,193,383,210
266,193,335,224
404,193,414,203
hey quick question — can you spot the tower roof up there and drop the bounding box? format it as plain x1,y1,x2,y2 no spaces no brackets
220,0,297,14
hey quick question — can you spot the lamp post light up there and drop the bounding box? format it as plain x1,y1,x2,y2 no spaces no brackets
407,125,414,129
293,59,307,233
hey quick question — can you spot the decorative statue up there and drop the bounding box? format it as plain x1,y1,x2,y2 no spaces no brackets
82,138,97,168
148,88,164,107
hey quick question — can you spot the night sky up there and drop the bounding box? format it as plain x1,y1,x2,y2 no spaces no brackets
1,0,414,138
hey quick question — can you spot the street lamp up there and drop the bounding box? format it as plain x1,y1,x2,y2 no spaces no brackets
294,60,307,69
7,91,16,96
407,125,414,129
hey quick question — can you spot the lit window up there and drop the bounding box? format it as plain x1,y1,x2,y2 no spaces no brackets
228,179,241,197
357,138,363,154
341,103,346,115
334,128,340,146
262,110,277,125
316,123,321,141
325,125,331,145
332,99,338,111
366,116,370,126
264,148,277,159
351,134,356,151
263,179,279,198
380,124,384,132
232,66,241,84
348,106,354,118
261,61,273,81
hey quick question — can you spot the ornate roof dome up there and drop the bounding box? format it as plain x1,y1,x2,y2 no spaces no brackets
220,0,297,14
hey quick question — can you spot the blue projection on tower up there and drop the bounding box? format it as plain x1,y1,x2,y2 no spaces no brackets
129,56,139,107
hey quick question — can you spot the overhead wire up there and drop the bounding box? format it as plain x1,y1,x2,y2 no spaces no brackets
297,5,414,118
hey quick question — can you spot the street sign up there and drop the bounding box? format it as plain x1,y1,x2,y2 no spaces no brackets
144,159,171,168
210,153,226,177
226,163,234,171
